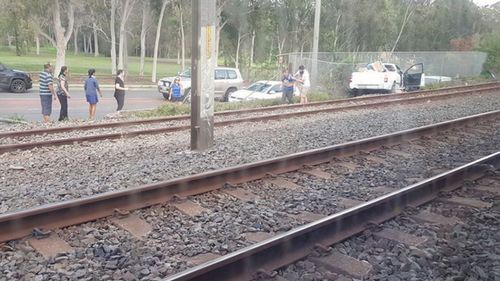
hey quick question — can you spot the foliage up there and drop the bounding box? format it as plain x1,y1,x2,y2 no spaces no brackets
478,33,500,74
0,0,499,80
131,92,335,118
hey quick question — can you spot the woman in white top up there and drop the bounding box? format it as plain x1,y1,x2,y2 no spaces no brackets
295,65,311,104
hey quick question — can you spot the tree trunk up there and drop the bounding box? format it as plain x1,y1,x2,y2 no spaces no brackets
124,24,128,71
390,3,414,54
88,35,93,54
93,22,99,57
35,34,40,56
179,1,185,70
250,30,255,66
118,0,134,70
52,0,75,73
268,38,274,63
235,30,241,69
110,0,117,74
215,20,228,64
139,0,149,76
152,0,169,83
73,26,79,54
83,34,87,53
7,34,12,48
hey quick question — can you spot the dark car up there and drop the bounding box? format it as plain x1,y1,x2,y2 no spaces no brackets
0,63,33,93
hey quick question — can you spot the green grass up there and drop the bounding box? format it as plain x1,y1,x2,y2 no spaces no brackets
130,92,334,118
4,114,27,123
422,76,494,90
0,46,182,78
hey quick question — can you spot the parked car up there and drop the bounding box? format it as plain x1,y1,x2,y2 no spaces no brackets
228,80,300,102
349,62,424,96
0,63,32,93
157,67,244,101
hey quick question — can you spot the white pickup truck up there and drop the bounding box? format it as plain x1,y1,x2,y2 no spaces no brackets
349,62,424,96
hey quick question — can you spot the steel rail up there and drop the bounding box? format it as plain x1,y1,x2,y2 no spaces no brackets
165,152,500,281
0,85,498,155
0,82,497,139
0,109,498,243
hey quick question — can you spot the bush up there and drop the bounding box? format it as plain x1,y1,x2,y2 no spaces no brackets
130,91,336,118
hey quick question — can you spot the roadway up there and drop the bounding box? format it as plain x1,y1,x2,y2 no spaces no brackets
0,88,166,122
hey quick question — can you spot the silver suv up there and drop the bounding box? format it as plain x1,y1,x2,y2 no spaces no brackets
157,67,244,101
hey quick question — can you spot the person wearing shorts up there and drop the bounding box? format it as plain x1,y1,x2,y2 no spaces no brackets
39,63,56,123
84,68,102,121
169,77,183,103
295,65,310,104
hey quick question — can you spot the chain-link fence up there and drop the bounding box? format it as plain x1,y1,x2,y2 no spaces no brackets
280,51,487,96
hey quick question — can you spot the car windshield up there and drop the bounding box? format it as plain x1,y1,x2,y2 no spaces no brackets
247,82,272,92
179,68,191,78
384,64,396,72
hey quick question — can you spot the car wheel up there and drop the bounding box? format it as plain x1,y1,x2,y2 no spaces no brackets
10,79,27,93
224,88,236,102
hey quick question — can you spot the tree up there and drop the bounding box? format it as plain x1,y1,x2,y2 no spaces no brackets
36,0,75,74
139,0,151,76
110,0,118,74
118,0,136,70
152,0,170,82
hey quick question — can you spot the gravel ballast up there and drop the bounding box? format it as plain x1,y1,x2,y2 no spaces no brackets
0,93,500,214
0,103,499,279
267,176,500,281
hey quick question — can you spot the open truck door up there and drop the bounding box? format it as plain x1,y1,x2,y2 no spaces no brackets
403,63,424,91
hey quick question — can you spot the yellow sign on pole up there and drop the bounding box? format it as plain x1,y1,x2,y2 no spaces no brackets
206,27,212,59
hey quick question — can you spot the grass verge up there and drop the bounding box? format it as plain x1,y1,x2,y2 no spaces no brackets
130,92,334,118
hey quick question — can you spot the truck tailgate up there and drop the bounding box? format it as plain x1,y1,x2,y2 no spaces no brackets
351,72,386,88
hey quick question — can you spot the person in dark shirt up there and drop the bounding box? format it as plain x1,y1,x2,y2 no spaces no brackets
281,69,295,104
56,66,71,121
114,69,128,114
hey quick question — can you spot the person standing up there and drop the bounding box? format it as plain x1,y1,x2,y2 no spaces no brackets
169,77,183,104
39,63,56,123
295,65,311,104
114,69,128,114
56,66,71,121
281,69,295,104
84,68,102,121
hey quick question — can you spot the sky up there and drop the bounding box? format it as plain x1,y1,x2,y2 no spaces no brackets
473,0,499,6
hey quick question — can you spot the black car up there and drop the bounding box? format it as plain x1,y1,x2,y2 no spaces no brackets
0,63,33,93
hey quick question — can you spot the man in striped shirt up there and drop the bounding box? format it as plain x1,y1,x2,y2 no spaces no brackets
39,63,56,123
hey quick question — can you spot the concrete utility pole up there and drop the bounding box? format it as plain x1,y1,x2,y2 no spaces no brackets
311,0,321,90
191,0,216,151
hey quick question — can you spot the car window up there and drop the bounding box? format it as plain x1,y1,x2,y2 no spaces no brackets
269,85,282,93
406,64,423,75
248,82,271,92
0,64,5,71
215,70,227,80
227,70,237,79
179,68,191,78
384,64,396,72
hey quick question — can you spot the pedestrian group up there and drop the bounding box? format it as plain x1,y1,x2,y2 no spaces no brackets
281,65,311,104
39,63,128,123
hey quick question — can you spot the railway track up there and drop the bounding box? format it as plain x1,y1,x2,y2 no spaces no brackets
0,109,498,279
0,109,498,242
165,153,499,281
0,82,499,154
1,82,497,139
